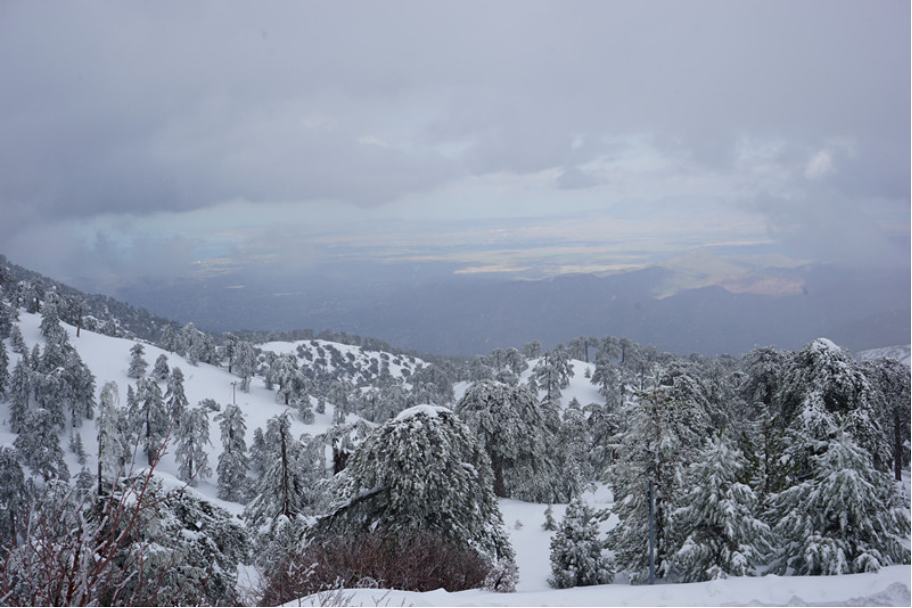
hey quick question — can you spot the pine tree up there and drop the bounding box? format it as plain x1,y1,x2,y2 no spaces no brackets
316,405,514,563
131,377,171,466
151,353,170,382
8,359,31,433
127,342,148,379
542,502,557,531
215,404,249,502
671,435,773,582
0,447,27,546
14,408,69,481
64,347,95,427
9,325,27,356
176,405,212,486
165,367,190,428
0,339,9,397
96,381,128,495
455,380,564,502
249,426,268,476
607,367,710,583
38,290,66,344
235,341,258,392
548,496,614,588
244,412,313,529
770,429,911,575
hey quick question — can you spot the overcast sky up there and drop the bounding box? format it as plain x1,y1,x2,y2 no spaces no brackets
1,0,908,292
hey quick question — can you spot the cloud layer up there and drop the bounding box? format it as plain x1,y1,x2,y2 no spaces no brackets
0,0,908,285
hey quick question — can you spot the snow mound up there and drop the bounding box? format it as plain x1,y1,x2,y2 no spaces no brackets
394,404,451,421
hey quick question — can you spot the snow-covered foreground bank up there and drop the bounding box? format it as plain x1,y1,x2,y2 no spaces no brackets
297,565,911,607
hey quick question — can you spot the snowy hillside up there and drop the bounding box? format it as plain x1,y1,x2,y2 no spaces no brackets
857,344,912,367
1,306,909,606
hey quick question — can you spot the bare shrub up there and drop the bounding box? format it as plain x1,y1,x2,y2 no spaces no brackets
258,529,491,605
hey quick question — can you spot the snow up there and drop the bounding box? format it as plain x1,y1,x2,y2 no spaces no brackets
291,567,911,607
857,344,912,367
3,311,910,606
393,404,449,421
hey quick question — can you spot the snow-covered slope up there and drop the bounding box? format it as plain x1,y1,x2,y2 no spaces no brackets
857,344,912,367
2,312,910,606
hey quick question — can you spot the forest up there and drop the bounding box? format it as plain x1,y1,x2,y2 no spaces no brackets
0,264,908,606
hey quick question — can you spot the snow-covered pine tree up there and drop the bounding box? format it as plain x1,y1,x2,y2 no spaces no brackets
7,358,31,434
127,342,148,379
455,380,565,502
273,353,305,405
151,353,170,382
14,408,69,482
165,367,190,428
861,357,911,481
316,405,514,563
176,404,212,486
670,434,773,582
235,340,258,392
777,338,887,479
248,426,268,476
542,502,557,531
63,346,95,427
0,446,27,545
159,323,179,353
0,339,8,397
96,381,128,495
9,325,27,356
38,290,66,344
131,377,171,466
215,403,249,502
770,428,911,575
244,411,313,530
607,366,710,583
548,496,614,588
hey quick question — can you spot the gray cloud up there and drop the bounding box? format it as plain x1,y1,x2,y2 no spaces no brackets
0,0,908,281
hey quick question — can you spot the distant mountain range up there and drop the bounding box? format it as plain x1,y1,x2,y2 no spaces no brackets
108,261,909,358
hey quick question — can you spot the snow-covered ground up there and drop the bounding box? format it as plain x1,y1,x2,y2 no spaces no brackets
2,312,910,606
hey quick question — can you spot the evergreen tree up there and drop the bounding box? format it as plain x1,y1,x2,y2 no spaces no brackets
671,435,773,582
215,404,249,502
548,497,614,588
9,325,27,356
151,353,170,382
176,405,212,486
96,381,128,495
14,408,69,481
777,339,886,479
273,353,305,405
235,340,258,392
38,290,66,344
607,368,709,583
159,323,179,353
127,342,148,379
249,426,268,476
244,411,313,530
8,358,31,433
0,447,27,546
0,339,9,397
316,405,514,563
165,367,190,428
63,346,95,427
542,502,557,531
69,432,87,466
862,358,911,481
131,377,171,466
456,380,565,502
770,429,911,575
